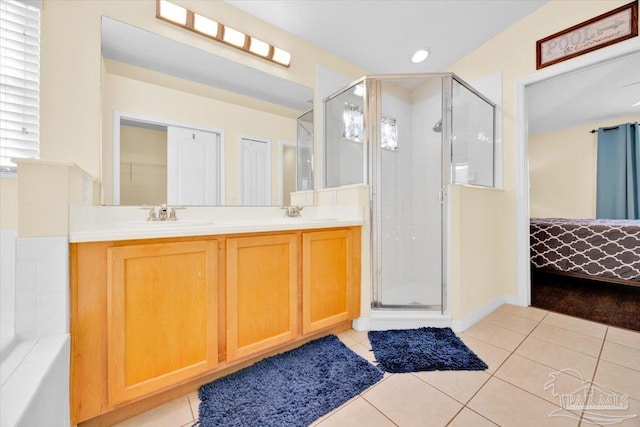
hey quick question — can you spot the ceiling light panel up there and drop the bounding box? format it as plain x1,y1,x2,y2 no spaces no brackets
158,0,187,25
249,37,270,57
193,14,218,37
272,47,291,66
223,26,246,48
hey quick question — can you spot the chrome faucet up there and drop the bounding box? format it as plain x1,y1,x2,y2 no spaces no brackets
282,205,303,217
141,204,182,221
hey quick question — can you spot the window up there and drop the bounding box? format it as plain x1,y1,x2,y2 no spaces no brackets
0,0,40,174
342,102,398,151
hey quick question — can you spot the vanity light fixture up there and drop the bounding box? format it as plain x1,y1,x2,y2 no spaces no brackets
411,48,430,64
156,0,291,67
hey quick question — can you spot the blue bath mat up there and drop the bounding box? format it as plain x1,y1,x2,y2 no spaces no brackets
368,327,488,373
197,335,383,427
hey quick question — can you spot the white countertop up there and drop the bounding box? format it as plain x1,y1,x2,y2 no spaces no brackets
69,205,363,243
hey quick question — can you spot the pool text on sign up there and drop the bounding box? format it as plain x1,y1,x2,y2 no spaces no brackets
536,1,638,70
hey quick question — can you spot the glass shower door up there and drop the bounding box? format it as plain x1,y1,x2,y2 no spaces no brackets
372,76,445,309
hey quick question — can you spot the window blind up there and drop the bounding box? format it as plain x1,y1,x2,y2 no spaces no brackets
0,0,40,173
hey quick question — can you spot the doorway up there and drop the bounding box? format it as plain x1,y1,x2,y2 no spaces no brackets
515,43,640,305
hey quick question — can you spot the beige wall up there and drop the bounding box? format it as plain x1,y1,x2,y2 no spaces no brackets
448,185,505,319
529,115,640,219
447,0,634,315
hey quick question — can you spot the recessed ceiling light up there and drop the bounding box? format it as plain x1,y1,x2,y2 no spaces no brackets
411,49,430,64
633,100,640,107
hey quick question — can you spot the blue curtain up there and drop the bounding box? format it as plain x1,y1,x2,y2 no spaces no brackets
596,122,640,219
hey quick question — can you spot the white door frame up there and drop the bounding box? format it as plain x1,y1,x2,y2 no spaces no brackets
238,135,271,205
278,140,296,206
113,111,225,205
514,40,640,306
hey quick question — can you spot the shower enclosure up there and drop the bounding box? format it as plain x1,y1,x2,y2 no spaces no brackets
324,74,495,314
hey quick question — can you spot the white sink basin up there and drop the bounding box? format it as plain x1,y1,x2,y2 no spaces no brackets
111,219,212,229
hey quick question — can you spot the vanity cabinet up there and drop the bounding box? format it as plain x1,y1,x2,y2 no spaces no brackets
70,226,360,425
106,241,218,405
302,228,360,334
226,234,298,361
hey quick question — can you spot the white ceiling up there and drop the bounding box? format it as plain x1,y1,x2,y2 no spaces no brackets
225,0,548,73
527,52,640,134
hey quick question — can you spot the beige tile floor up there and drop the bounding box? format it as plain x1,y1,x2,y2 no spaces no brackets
113,305,640,427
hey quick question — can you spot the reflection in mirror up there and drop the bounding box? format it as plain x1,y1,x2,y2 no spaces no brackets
296,109,314,191
119,120,167,205
101,17,313,206
282,143,297,205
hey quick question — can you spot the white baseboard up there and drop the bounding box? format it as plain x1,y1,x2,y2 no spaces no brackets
451,294,522,332
353,311,452,331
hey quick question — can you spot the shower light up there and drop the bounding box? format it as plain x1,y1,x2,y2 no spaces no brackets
193,14,218,37
223,26,246,48
156,1,291,67
411,49,430,64
158,0,187,25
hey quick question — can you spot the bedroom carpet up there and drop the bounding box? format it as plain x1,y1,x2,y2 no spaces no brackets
368,327,488,373
196,335,383,427
531,270,640,331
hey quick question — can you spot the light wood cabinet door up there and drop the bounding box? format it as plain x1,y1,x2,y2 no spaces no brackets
107,240,218,405
302,229,361,334
226,234,298,361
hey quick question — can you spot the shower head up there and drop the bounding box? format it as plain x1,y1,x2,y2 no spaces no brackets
433,119,442,133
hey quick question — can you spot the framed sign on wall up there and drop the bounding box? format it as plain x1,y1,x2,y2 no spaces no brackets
536,1,638,70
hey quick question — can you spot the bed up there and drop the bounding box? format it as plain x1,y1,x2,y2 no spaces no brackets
530,218,640,286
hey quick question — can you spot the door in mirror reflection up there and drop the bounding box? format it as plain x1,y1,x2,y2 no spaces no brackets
167,126,221,206
240,137,270,205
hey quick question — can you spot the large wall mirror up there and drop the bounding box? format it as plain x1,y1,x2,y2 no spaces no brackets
101,17,314,206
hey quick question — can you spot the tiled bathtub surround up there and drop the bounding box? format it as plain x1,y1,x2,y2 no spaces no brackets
15,236,69,339
0,234,70,426
114,305,640,427
0,230,17,356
